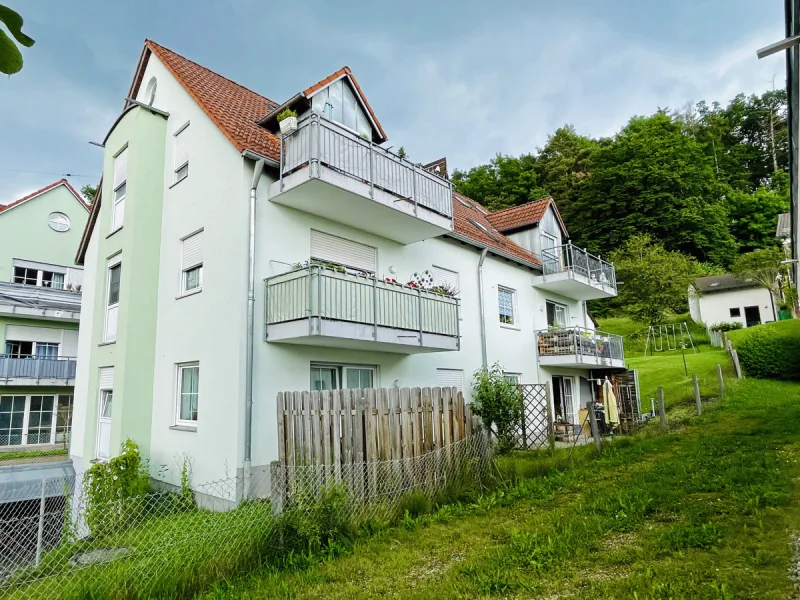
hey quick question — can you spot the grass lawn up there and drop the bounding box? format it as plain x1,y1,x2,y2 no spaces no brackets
201,360,800,598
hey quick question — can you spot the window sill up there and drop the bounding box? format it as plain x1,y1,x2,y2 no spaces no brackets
98,341,116,347
169,174,188,189
176,288,202,300
499,323,521,331
106,226,123,239
169,424,197,433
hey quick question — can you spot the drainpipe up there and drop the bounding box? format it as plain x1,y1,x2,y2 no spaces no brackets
477,248,489,369
244,158,265,500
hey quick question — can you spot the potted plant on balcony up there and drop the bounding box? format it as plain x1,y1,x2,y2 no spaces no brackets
277,108,298,135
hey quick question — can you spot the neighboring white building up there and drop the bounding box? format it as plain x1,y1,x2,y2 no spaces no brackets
689,274,777,328
68,40,630,490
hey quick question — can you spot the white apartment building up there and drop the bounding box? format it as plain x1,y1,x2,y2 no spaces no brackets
69,41,628,490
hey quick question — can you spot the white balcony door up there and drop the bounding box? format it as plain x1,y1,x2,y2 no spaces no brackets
97,391,113,460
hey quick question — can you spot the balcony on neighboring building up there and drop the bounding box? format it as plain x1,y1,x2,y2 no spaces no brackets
532,243,617,300
536,327,625,369
0,281,81,322
265,265,460,354
0,355,77,386
269,114,454,244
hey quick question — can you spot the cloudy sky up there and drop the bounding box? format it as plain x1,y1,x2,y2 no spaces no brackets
0,0,787,204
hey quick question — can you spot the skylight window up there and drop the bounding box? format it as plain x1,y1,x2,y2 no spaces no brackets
456,197,471,208
710,282,720,287
467,218,489,233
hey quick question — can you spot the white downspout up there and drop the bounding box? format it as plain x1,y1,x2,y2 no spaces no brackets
477,248,489,369
244,158,265,500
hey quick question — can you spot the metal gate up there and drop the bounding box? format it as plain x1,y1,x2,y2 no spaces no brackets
515,384,551,450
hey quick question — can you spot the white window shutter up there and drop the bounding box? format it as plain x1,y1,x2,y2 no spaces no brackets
432,266,459,290
113,149,128,188
310,230,376,272
436,368,464,393
106,306,118,341
99,367,115,390
5,325,63,344
182,231,204,270
174,127,189,169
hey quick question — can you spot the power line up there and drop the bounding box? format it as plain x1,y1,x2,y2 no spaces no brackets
0,168,99,179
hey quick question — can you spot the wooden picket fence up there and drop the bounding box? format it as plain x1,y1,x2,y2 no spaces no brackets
276,386,478,470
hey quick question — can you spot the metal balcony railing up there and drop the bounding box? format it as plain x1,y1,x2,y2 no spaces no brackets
279,113,454,219
0,356,77,382
266,265,460,344
536,327,624,362
540,243,616,290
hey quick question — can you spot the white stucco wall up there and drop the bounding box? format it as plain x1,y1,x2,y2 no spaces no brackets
72,55,612,487
696,287,776,328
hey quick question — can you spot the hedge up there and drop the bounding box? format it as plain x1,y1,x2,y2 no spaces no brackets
729,320,800,381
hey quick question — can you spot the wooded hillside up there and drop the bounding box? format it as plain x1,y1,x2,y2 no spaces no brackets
453,89,789,268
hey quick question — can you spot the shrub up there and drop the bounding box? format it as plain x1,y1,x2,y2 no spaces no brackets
471,363,523,454
276,108,297,122
709,321,743,332
730,321,800,381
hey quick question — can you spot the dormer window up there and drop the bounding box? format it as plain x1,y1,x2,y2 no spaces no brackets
311,79,371,139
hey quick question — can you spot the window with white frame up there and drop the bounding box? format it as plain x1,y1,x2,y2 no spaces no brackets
503,373,521,385
48,212,70,232
112,147,127,232
0,396,25,446
4,341,59,358
174,124,189,183
498,286,517,326
310,363,375,391
546,300,569,328
104,257,122,342
180,230,203,294
55,395,73,444
12,265,65,289
176,363,199,425
26,396,55,444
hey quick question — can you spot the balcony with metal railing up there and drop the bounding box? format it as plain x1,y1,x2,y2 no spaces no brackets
536,327,625,369
0,355,77,386
532,242,617,300
265,265,460,353
269,114,454,244
0,281,81,322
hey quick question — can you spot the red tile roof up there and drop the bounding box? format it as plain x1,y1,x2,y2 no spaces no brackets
132,40,282,162
302,67,387,142
0,179,89,215
453,192,541,267
486,197,567,236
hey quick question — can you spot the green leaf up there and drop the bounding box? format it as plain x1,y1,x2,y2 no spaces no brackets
0,28,23,75
0,4,35,47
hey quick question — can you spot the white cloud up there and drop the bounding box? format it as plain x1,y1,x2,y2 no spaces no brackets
343,18,786,171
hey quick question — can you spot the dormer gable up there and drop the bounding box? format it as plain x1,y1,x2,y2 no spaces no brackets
259,67,387,144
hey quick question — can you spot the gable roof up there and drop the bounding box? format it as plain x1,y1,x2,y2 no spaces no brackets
692,274,761,294
452,192,541,267
258,66,387,144
129,40,282,162
486,197,568,236
0,179,89,216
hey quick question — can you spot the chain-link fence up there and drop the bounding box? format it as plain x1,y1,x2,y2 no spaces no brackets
0,433,490,600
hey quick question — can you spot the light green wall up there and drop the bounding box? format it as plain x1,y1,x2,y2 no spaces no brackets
0,184,89,282
84,107,167,460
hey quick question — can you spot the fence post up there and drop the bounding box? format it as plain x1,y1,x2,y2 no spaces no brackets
587,402,602,452
716,364,725,397
731,349,743,379
693,374,702,416
35,478,46,566
544,381,555,450
658,387,667,429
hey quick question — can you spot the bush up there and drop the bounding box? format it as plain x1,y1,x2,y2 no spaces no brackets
709,321,743,332
730,321,800,381
471,363,523,454
276,108,297,122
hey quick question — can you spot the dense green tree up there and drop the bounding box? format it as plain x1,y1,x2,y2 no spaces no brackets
609,234,700,323
452,154,544,211
80,184,98,205
572,113,737,265
727,172,790,252
731,247,787,296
